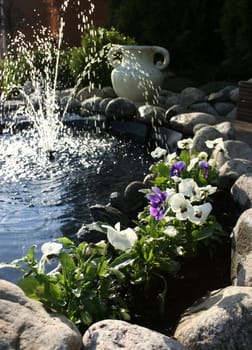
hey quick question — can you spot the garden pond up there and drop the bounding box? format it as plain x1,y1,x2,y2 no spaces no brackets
0,129,152,283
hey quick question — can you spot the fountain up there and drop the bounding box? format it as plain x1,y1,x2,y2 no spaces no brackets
1,3,247,345
0,1,152,282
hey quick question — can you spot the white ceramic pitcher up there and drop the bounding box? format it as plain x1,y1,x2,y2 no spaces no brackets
107,45,170,103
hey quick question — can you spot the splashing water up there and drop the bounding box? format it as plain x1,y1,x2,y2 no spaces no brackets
0,0,97,153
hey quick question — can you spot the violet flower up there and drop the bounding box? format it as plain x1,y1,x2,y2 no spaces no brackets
170,161,186,177
147,187,168,221
199,160,210,179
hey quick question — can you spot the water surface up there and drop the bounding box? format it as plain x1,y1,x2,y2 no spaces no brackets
0,130,151,282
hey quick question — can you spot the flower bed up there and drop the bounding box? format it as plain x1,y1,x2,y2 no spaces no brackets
0,137,234,334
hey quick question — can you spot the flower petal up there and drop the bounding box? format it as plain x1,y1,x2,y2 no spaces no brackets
41,242,62,256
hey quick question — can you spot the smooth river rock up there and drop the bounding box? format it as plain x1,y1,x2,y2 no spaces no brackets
0,279,82,350
83,319,188,350
174,286,252,350
231,208,252,286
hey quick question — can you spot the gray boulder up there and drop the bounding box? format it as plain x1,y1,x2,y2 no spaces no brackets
165,104,188,120
101,86,117,98
60,96,81,113
213,102,234,116
98,97,112,114
179,87,206,107
89,204,131,227
149,126,183,152
226,107,237,119
231,172,252,210
189,102,217,115
214,121,235,139
81,96,103,113
83,319,188,350
231,208,252,286
137,104,166,125
123,181,147,215
164,94,180,108
76,87,104,102
230,87,239,103
105,97,137,119
219,159,252,189
213,140,252,167
192,125,225,154
170,112,216,135
0,279,82,350
174,286,252,350
208,85,237,103
109,181,147,218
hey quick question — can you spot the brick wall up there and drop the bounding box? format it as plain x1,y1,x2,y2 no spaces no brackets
1,0,110,53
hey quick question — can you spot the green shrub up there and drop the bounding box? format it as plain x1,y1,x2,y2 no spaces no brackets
0,31,75,96
69,27,136,88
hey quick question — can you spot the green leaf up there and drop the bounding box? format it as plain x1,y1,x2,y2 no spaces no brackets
86,221,108,234
157,162,170,177
111,253,135,270
193,225,216,241
80,310,93,326
153,176,168,187
110,268,125,281
18,277,44,300
179,150,191,164
59,251,76,277
56,237,75,248
26,245,37,263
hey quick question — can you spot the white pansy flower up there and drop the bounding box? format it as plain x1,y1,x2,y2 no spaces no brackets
38,241,63,273
208,158,216,167
169,193,194,221
205,138,224,151
164,215,174,223
102,222,137,252
199,184,217,197
178,178,201,201
150,147,167,159
176,246,184,256
187,157,199,171
187,152,209,172
165,152,177,165
166,188,176,200
41,242,63,256
171,175,182,183
177,138,193,150
198,151,208,160
164,225,178,237
189,202,212,225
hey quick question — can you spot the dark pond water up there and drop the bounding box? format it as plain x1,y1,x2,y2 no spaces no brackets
0,130,152,282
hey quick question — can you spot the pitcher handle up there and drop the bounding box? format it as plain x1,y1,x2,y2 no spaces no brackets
107,45,123,68
153,46,170,71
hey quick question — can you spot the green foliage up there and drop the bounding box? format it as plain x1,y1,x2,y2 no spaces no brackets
220,0,252,77
0,26,135,95
69,27,135,88
0,54,27,96
0,39,74,96
109,0,225,71
2,238,130,333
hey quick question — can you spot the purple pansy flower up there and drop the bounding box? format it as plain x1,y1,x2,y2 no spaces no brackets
170,161,186,177
147,187,168,221
199,160,210,179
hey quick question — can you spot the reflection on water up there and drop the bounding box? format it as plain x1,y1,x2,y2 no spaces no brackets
0,130,152,282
